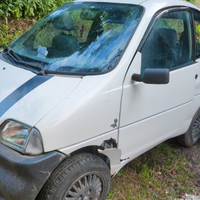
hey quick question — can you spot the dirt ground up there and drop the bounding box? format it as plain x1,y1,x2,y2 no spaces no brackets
106,138,200,200
164,139,200,199
170,139,200,188
0,17,35,31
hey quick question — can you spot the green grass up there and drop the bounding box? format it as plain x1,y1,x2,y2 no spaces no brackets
0,23,23,48
107,141,198,200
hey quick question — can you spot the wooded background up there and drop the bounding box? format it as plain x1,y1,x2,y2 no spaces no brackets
0,0,196,21
0,0,73,21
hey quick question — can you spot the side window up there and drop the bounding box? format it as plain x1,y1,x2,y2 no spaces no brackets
141,10,193,74
191,9,200,58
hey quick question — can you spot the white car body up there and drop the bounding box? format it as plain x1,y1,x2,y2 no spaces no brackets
0,0,200,179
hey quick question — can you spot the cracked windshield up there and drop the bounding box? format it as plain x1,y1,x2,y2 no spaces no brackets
9,2,143,75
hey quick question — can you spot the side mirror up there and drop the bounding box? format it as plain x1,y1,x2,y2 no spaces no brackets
132,68,170,84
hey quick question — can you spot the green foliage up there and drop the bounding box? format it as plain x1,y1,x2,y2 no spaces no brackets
196,22,200,34
0,23,24,48
195,21,200,43
0,0,73,21
186,0,197,5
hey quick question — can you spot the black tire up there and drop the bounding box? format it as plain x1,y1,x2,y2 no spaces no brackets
178,108,200,147
37,153,111,200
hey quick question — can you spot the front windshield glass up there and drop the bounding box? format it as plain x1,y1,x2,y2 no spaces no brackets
10,2,143,75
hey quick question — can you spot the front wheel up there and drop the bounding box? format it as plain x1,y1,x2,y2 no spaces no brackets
178,108,200,147
37,153,111,200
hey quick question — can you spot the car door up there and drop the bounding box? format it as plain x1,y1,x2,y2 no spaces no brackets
119,8,199,160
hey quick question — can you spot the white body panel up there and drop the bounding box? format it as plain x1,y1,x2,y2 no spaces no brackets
0,60,34,103
195,58,200,95
2,76,81,126
121,57,198,126
36,73,122,151
59,130,118,155
0,60,82,126
119,102,191,159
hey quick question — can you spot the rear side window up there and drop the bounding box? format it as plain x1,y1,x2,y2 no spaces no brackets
191,9,200,58
141,10,193,74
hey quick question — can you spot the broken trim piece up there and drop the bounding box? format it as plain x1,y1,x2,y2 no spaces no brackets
98,148,122,175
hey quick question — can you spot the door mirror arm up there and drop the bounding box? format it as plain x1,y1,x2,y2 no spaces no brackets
131,74,142,82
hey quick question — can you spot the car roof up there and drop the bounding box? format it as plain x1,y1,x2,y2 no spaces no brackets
74,0,200,11
74,0,147,4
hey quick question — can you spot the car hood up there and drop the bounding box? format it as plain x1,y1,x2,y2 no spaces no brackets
0,60,81,126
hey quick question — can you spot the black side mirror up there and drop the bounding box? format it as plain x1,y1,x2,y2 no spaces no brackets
132,68,170,84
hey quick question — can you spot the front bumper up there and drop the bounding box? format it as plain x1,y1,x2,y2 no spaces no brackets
0,143,66,200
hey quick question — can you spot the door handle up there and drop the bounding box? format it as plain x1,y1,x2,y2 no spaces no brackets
195,74,198,80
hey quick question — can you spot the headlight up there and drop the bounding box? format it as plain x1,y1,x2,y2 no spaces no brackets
0,120,43,155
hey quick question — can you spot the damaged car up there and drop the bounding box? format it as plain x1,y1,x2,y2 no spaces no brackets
0,0,200,199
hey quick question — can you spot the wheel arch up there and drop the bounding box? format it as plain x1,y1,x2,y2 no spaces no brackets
70,145,111,169
178,106,200,146
58,143,122,176
36,153,111,200
57,130,122,175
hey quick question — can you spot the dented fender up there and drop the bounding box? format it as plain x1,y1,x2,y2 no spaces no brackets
59,129,123,175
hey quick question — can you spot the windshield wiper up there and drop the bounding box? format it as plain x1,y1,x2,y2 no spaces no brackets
3,46,44,72
43,66,101,76
42,69,86,76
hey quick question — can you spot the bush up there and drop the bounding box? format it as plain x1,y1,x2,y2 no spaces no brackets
186,0,197,5
0,23,23,48
0,18,36,49
0,0,197,22
0,0,73,21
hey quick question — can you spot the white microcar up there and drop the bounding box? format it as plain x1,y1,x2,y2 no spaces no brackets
0,0,200,199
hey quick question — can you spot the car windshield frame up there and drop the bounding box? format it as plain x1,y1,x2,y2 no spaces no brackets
9,2,144,76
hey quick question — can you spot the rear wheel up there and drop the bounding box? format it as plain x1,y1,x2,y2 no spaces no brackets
178,108,200,147
37,153,110,200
